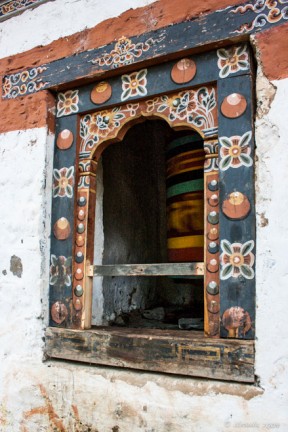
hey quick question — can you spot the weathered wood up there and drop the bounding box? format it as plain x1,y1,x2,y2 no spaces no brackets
48,40,256,347
204,167,220,338
218,74,255,339
73,168,98,330
61,50,223,116
45,326,255,383
83,259,93,330
90,263,204,277
49,114,78,328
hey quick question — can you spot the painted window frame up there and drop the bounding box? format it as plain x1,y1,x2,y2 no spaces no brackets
45,42,255,383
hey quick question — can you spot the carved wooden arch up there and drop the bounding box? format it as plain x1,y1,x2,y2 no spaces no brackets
73,85,219,329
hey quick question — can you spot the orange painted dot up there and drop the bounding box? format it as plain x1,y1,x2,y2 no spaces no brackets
221,93,247,119
222,307,252,337
53,217,71,240
77,209,85,221
76,235,85,247
207,300,220,314
171,58,197,84
91,81,112,104
207,259,219,273
74,298,82,311
207,227,219,241
75,268,84,280
56,129,74,150
51,301,68,324
208,193,219,207
222,192,251,220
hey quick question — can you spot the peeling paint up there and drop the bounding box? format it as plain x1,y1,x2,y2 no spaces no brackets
251,35,277,119
21,384,100,432
259,212,269,227
256,70,277,119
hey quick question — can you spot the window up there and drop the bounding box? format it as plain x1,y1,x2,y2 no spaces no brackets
94,123,205,331
46,43,255,383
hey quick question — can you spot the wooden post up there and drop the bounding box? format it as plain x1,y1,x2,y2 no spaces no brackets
72,158,97,329
203,140,220,337
217,71,255,339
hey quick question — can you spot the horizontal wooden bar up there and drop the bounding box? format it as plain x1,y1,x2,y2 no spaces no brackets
90,262,204,277
45,327,255,383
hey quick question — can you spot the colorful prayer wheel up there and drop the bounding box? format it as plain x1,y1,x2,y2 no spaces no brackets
166,135,205,262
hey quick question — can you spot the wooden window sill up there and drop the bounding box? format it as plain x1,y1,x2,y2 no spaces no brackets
45,326,254,383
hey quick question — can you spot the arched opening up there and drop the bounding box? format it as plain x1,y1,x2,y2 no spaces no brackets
92,119,205,330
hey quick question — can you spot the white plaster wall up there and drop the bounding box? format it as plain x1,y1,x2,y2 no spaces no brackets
0,80,287,432
0,0,156,58
255,77,288,392
0,1,288,430
0,127,52,356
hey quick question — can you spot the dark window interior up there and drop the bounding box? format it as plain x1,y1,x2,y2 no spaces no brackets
96,120,205,330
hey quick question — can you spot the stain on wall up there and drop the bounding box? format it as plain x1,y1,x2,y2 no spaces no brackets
21,384,100,432
10,255,23,278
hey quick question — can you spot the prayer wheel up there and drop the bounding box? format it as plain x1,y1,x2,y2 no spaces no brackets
166,135,205,262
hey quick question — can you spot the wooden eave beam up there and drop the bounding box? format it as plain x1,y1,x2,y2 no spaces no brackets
2,0,288,98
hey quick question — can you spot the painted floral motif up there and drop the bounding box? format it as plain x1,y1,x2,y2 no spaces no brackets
79,104,139,158
231,0,288,34
53,166,74,198
79,87,218,159
91,35,164,69
219,131,253,171
121,69,147,101
50,255,72,287
57,90,79,117
146,87,217,132
0,0,44,17
204,142,219,172
220,239,255,280
217,45,249,78
2,66,47,99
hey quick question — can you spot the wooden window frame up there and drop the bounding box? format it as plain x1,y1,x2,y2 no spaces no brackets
45,42,255,383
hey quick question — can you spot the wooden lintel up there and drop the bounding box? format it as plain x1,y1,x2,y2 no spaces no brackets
45,327,255,383
92,262,204,277
3,0,287,99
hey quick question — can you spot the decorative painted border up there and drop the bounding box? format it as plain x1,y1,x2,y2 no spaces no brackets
90,36,165,69
79,86,218,160
2,66,49,98
231,0,288,34
217,72,255,339
51,47,250,120
2,0,287,99
0,0,50,21
49,42,255,340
